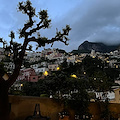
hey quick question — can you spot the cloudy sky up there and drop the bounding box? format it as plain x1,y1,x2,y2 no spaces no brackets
0,0,120,52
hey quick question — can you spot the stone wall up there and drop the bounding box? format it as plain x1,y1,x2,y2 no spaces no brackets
9,95,120,120
9,95,74,120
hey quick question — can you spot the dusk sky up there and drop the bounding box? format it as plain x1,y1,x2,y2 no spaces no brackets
0,0,120,52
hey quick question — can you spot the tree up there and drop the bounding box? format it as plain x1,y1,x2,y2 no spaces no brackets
22,82,41,96
82,55,104,77
38,63,90,116
89,71,113,93
0,1,71,119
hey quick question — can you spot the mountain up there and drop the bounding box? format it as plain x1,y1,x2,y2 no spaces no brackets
72,41,119,54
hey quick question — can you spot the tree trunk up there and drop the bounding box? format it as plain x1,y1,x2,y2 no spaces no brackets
0,81,10,120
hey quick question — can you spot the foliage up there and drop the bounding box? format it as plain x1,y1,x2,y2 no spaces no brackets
68,90,90,115
89,71,113,92
82,56,117,92
22,82,41,96
40,94,49,97
82,55,104,77
23,60,30,68
104,67,119,80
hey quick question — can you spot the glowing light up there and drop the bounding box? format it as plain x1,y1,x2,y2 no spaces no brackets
43,71,48,76
84,72,86,75
57,67,60,70
21,84,23,87
71,74,77,78
116,65,118,68
8,53,11,56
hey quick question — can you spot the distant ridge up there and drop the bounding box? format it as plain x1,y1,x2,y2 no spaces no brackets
71,41,119,54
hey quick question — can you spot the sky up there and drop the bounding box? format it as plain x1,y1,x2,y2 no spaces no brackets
0,0,120,52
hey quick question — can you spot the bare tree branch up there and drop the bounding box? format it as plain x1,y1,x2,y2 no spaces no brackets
7,40,28,87
27,25,71,47
26,10,51,36
2,0,71,88
18,0,35,38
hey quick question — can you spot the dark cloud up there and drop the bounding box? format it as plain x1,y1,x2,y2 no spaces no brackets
62,0,120,51
0,0,120,52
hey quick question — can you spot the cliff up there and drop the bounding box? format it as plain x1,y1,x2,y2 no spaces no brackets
77,41,119,53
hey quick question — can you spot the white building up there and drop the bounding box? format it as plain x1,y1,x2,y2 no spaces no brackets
67,55,76,64
41,48,55,58
34,67,48,74
40,61,48,67
48,64,59,71
30,64,40,69
109,59,117,68
90,49,96,58
26,52,41,63
95,91,115,101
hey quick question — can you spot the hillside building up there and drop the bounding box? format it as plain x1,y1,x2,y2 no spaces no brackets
17,68,39,82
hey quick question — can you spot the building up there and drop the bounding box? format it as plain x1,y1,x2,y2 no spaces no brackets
17,68,39,82
67,55,76,64
48,64,59,71
30,64,41,69
95,91,115,101
110,88,120,103
90,49,96,58
109,59,117,68
41,48,55,58
34,67,49,74
25,52,41,63
40,61,48,67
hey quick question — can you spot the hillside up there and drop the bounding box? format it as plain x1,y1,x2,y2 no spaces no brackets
72,41,119,53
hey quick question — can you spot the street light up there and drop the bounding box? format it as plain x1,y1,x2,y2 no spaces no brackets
57,67,60,70
84,72,86,75
71,74,77,78
20,84,23,91
43,71,48,76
